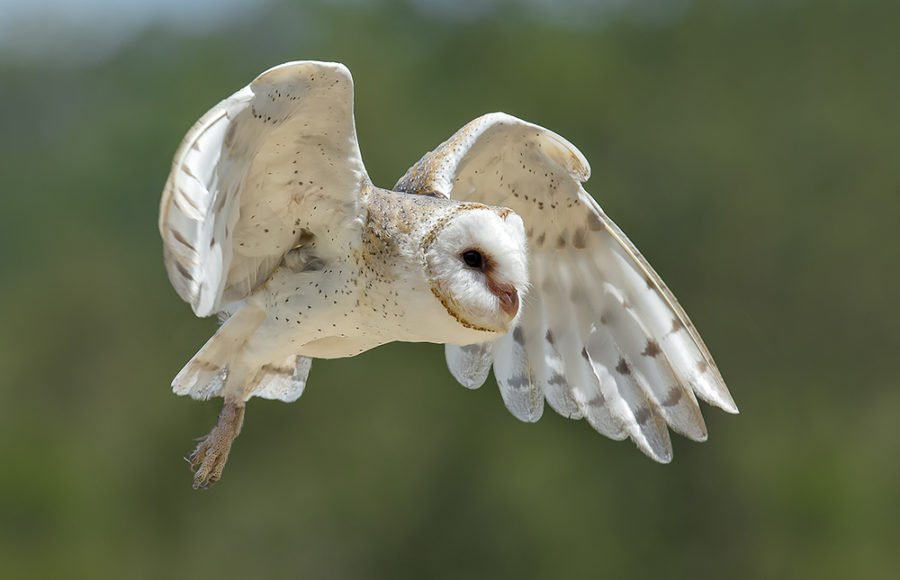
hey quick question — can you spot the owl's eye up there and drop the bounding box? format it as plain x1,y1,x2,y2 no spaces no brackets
461,249,484,269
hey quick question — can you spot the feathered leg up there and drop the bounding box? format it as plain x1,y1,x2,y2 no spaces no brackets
188,397,246,490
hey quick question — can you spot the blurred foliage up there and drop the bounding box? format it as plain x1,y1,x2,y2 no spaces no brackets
1,0,899,578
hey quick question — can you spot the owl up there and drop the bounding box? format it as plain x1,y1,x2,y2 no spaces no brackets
159,61,737,489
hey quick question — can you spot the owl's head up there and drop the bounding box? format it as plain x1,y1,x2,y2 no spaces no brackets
423,205,528,335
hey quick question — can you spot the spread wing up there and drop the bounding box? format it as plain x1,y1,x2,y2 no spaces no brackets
396,113,737,463
160,61,369,317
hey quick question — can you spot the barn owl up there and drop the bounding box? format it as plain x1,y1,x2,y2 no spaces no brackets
159,61,737,489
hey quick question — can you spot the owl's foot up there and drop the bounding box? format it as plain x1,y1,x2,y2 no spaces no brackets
187,398,245,490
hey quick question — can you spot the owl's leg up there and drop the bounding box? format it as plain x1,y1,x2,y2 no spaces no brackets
187,397,245,490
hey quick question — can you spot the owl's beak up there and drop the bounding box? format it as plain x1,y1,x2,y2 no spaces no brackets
487,278,519,321
498,288,519,320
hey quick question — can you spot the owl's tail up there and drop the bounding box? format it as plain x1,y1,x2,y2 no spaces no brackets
171,305,266,400
171,304,313,403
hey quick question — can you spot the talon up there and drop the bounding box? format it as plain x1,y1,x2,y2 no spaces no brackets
184,399,245,490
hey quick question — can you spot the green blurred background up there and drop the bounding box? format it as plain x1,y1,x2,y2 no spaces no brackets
1,0,898,578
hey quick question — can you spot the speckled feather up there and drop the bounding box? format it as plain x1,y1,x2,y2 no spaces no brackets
159,61,367,318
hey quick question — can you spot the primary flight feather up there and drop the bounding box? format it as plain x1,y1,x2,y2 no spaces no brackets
159,61,737,489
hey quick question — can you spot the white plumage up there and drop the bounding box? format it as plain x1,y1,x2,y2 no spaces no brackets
159,60,737,488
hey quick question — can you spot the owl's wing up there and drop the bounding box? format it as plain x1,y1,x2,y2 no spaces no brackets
160,61,369,317
396,113,737,462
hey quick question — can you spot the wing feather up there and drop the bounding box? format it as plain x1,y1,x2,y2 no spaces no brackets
492,322,544,423
543,256,625,439
527,256,581,419
160,61,369,317
399,112,735,462
445,342,494,390
575,256,708,442
584,202,736,414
